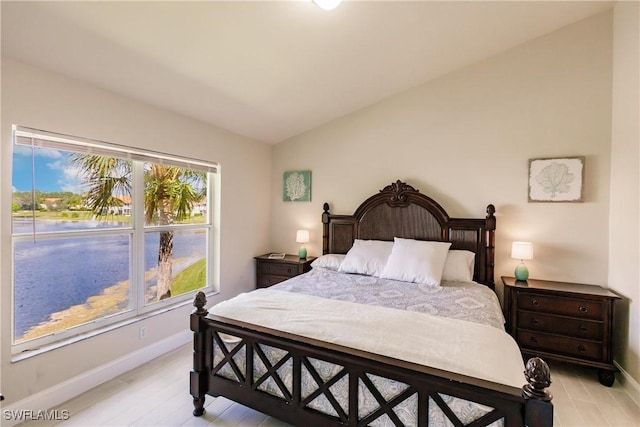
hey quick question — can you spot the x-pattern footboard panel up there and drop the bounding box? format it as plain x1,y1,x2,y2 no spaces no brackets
253,342,295,400
194,315,543,427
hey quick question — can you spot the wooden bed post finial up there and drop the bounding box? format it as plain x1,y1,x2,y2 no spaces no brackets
322,202,330,223
523,357,552,401
193,291,208,316
485,204,496,230
522,357,553,427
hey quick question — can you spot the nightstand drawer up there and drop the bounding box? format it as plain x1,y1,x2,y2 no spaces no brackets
257,274,290,288
517,310,603,340
517,292,603,320
517,329,602,361
258,263,299,277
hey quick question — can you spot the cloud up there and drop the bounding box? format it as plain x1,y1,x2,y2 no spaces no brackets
14,145,63,159
47,158,85,194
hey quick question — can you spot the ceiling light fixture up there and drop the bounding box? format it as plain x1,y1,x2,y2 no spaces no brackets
313,0,342,11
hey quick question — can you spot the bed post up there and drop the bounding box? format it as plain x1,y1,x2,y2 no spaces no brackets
522,357,553,426
485,204,496,288
322,202,330,255
190,291,209,416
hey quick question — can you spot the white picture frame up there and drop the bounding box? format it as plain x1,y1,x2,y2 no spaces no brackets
528,157,584,202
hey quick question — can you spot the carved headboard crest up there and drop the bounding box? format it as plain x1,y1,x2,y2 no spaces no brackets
381,180,418,206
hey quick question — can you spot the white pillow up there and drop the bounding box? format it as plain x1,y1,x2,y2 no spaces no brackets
311,254,346,270
380,238,451,286
442,250,475,282
338,239,393,276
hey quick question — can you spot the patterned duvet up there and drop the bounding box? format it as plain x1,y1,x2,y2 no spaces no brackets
272,267,506,330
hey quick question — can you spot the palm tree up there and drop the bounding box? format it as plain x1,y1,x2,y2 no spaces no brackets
70,154,206,301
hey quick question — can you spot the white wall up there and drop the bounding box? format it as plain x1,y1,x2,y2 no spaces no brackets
0,58,272,405
271,9,640,386
609,1,640,392
272,11,612,291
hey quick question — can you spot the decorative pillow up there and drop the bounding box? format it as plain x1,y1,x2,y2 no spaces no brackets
311,254,346,271
442,250,475,282
338,239,393,276
380,238,452,286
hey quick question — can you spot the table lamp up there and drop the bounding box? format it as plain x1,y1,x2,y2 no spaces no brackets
296,230,309,259
511,241,533,281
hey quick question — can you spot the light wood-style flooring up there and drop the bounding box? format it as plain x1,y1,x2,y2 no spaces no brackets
17,344,640,427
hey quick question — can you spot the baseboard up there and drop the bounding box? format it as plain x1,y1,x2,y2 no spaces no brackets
615,360,640,406
1,330,191,427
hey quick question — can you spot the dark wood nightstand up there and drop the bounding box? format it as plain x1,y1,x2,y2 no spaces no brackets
254,254,316,288
502,276,620,386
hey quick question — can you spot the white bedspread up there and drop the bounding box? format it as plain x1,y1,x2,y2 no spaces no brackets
210,288,525,389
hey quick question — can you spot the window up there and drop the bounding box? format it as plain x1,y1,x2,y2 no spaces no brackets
11,126,218,353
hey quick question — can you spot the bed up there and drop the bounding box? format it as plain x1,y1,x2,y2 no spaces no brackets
190,180,553,426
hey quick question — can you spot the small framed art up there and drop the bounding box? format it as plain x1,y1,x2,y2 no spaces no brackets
283,170,311,202
528,156,584,202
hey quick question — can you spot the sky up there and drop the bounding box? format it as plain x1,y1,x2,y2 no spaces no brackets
12,146,84,194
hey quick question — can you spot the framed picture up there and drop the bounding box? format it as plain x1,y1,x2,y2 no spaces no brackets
283,170,311,202
528,157,584,202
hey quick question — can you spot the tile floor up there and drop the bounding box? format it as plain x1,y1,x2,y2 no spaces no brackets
16,344,640,427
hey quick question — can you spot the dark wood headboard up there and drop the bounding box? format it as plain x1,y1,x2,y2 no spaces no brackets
321,180,496,288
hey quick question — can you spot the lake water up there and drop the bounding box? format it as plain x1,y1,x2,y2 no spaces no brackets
13,219,205,338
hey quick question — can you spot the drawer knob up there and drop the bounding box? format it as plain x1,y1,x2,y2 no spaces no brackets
287,267,292,274
579,305,588,313
578,325,588,333
530,336,539,344
578,344,587,353
530,318,539,325
532,299,540,307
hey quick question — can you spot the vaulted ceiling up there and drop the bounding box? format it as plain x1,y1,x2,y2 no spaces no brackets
2,1,614,144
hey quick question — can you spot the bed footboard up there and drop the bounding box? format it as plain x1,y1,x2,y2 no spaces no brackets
190,292,552,427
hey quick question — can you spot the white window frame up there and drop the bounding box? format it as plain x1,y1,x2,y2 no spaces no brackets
11,125,219,356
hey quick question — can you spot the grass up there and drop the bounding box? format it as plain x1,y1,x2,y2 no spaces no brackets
171,258,206,297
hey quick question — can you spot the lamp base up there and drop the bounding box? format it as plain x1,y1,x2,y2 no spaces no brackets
515,263,529,281
298,246,307,259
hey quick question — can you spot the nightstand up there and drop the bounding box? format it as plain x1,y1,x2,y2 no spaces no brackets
502,276,620,386
254,254,316,288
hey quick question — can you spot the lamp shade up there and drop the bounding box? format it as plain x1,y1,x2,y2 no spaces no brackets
296,229,310,244
313,0,342,10
511,242,533,260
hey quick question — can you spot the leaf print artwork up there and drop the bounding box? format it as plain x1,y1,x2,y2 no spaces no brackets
535,162,574,198
286,172,306,200
283,170,311,201
528,157,583,202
